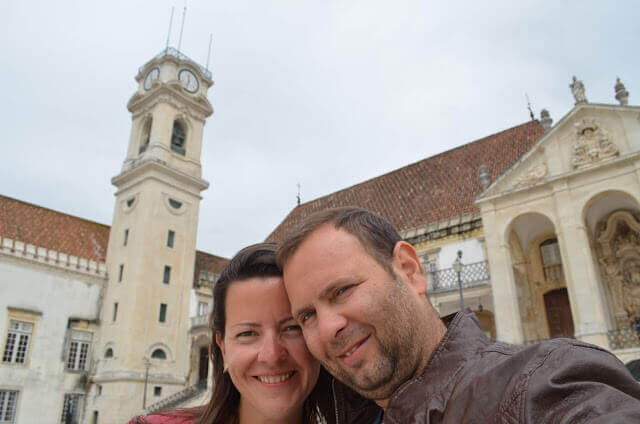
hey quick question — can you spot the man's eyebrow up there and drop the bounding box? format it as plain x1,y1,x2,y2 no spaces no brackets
292,275,360,319
279,316,295,325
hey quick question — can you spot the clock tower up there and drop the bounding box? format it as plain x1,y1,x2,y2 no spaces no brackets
88,48,213,423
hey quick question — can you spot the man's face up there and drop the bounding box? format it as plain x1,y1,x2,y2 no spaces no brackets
282,224,426,401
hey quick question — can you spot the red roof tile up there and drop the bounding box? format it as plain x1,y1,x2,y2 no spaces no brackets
0,195,229,271
267,120,545,242
194,250,229,277
0,195,111,262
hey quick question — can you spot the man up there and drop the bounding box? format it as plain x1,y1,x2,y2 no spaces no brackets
277,207,640,423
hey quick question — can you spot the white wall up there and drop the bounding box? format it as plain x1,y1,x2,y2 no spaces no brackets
437,238,485,270
0,256,103,424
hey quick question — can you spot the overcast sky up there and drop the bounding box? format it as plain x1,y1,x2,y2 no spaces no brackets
1,1,637,258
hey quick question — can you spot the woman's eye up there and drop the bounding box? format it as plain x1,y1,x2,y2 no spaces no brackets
236,331,256,338
283,325,301,333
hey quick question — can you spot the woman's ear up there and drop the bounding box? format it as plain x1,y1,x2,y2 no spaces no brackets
392,241,427,296
215,331,226,358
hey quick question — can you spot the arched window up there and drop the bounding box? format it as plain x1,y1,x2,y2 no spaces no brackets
170,121,186,155
151,348,167,360
104,348,114,358
139,118,152,154
540,238,562,281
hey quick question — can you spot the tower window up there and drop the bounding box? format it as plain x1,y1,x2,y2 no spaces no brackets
159,304,167,323
170,121,186,155
104,348,114,358
118,264,124,282
154,386,162,396
151,349,167,359
112,303,118,322
140,118,152,154
167,230,175,248
163,266,171,284
124,229,129,246
168,199,182,209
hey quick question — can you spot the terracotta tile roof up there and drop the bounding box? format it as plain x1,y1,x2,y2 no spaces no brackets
0,194,111,262
194,250,229,277
267,120,545,243
0,195,230,272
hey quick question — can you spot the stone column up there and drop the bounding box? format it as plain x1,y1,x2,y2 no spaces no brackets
481,204,524,343
551,182,610,348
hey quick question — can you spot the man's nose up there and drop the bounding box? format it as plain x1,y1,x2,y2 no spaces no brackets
317,309,348,342
258,333,287,363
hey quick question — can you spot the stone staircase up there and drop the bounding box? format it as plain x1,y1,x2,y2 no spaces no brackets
144,383,207,414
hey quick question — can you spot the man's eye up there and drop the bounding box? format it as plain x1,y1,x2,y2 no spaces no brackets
336,285,355,297
300,310,315,324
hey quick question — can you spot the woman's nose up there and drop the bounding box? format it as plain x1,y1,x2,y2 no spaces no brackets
258,333,287,363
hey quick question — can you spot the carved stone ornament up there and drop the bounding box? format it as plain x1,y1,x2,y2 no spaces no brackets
570,75,587,104
570,118,619,169
615,77,629,106
596,211,640,329
512,162,548,188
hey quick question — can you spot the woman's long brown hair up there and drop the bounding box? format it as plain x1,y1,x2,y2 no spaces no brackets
131,243,334,424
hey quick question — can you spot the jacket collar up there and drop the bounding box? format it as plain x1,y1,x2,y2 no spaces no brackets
384,310,489,420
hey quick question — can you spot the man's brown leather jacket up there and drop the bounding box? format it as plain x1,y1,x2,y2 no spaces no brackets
380,311,640,424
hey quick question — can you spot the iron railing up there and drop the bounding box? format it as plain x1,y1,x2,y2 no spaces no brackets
140,47,212,79
428,261,490,294
190,314,208,330
145,382,207,414
608,328,640,350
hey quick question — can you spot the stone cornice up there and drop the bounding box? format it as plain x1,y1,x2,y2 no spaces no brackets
92,370,185,385
0,236,107,279
112,157,209,195
127,84,213,121
475,150,640,204
401,212,483,245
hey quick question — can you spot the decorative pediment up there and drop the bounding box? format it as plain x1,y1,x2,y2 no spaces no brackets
570,117,619,169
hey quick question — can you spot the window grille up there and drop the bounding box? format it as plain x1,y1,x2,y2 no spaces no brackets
2,321,32,364
60,393,83,424
0,390,18,423
67,331,92,371
540,239,563,281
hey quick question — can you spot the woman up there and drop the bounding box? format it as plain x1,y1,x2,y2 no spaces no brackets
131,243,379,424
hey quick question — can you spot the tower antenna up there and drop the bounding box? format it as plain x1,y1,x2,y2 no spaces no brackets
177,3,187,53
165,7,175,53
206,34,213,70
296,183,301,206
525,93,535,121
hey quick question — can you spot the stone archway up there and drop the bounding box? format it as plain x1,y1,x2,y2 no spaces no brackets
506,213,572,342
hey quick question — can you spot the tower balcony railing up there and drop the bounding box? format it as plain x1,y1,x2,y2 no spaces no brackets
428,261,490,294
140,47,212,80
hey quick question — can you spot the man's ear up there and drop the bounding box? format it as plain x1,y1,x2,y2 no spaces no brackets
215,331,226,358
392,241,427,296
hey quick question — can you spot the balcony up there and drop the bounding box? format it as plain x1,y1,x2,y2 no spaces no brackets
190,314,208,330
428,261,490,294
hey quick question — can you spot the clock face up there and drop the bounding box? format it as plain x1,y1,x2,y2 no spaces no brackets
143,68,160,91
178,69,199,93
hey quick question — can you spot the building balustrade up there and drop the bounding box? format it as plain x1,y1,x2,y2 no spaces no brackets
607,327,640,350
190,314,208,330
428,260,490,294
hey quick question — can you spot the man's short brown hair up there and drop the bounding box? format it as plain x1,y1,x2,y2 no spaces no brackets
276,207,402,275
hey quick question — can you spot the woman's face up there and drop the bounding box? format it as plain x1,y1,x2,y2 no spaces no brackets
216,276,320,422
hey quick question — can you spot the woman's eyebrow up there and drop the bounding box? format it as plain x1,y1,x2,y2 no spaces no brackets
229,322,260,329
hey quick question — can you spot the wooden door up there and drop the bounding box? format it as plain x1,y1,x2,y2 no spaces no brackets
544,288,574,338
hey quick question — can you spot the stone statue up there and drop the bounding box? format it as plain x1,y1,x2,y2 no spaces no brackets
615,77,629,106
570,76,587,104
